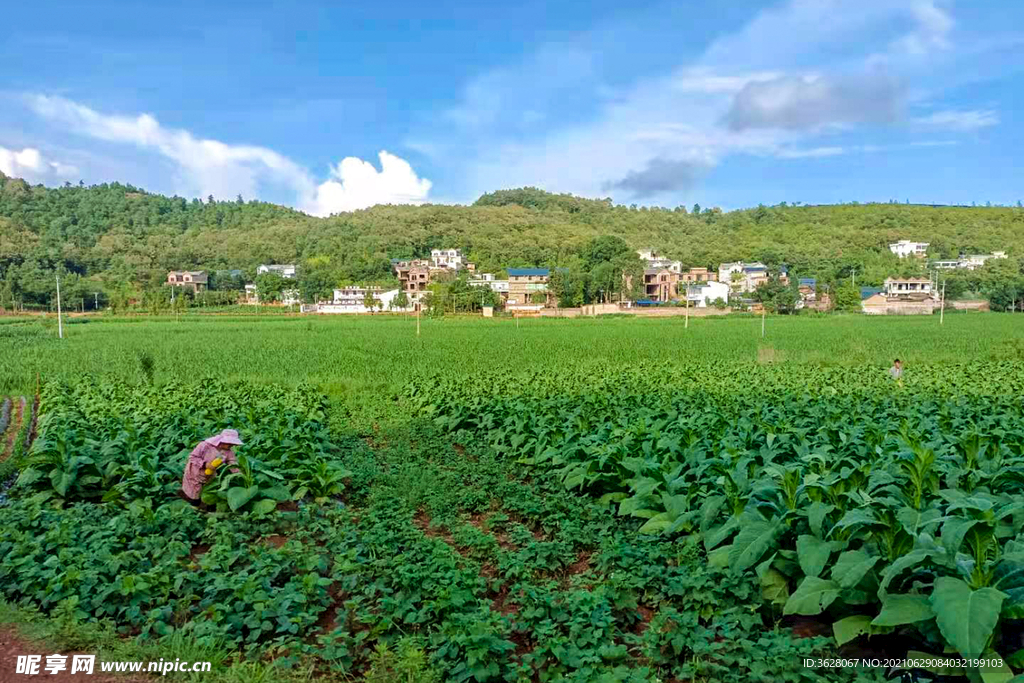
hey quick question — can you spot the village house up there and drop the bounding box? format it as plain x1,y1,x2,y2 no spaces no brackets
862,277,938,315
257,264,297,279
717,262,787,293
167,271,208,293
686,280,730,308
889,240,929,258
243,283,300,305
468,273,509,295
314,286,404,313
637,248,682,273
679,267,717,283
930,251,1007,271
431,249,465,270
393,258,432,303
643,268,679,302
506,268,550,309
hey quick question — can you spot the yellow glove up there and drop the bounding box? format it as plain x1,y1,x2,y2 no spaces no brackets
204,458,224,476
204,468,213,475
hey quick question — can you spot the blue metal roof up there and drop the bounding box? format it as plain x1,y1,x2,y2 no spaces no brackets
508,268,550,277
799,278,816,286
860,286,883,300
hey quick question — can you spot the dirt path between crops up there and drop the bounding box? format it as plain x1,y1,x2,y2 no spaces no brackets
0,626,149,682
1,398,25,462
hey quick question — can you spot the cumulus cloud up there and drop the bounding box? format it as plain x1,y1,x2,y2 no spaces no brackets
312,151,432,215
912,109,998,131
724,71,904,131
0,146,78,182
24,95,430,215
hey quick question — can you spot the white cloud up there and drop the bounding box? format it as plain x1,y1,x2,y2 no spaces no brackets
0,145,78,182
912,109,998,131
24,95,430,214
776,146,845,159
312,151,432,215
418,0,965,205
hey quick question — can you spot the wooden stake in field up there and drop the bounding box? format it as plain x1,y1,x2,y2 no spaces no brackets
416,304,421,336
55,272,63,340
685,296,689,329
761,306,766,338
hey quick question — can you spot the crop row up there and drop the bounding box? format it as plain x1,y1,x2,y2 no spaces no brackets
416,364,1024,680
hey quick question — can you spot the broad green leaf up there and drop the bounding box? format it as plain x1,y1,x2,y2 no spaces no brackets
1000,587,1024,618
897,506,942,537
833,614,871,646
807,502,835,540
760,567,789,606
871,593,933,626
227,485,259,511
831,549,880,589
831,508,877,533
704,516,740,550
979,656,1014,683
729,516,782,572
941,517,983,556
796,535,832,578
784,576,840,616
707,544,731,569
930,576,1005,661
638,513,673,535
251,498,277,515
263,484,291,502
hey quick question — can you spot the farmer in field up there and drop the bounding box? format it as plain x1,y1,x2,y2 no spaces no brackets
889,358,903,380
179,429,243,505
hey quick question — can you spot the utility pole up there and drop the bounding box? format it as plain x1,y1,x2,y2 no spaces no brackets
94,292,98,311
55,272,63,339
939,280,945,325
761,305,766,338
685,290,690,329
416,303,420,336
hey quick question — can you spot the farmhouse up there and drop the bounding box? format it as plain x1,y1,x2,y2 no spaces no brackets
643,268,679,302
507,268,550,309
430,249,465,270
679,267,717,283
468,273,509,295
861,277,938,315
637,249,683,273
317,287,404,313
717,262,787,293
166,271,208,293
930,251,1007,271
889,240,929,258
686,280,730,308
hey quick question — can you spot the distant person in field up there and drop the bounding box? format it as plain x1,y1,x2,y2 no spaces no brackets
889,358,903,380
179,429,243,506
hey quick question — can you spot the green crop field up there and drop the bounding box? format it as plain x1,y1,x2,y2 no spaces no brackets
1,313,1024,682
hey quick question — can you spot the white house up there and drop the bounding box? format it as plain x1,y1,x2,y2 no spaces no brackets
244,283,300,305
468,274,509,293
686,281,730,308
431,249,465,270
931,251,1007,271
718,262,772,293
257,264,298,278
889,241,929,258
318,287,405,313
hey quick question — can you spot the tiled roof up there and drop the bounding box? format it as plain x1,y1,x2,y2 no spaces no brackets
508,268,550,277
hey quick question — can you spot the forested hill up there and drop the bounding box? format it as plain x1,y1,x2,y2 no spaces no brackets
1,173,1022,305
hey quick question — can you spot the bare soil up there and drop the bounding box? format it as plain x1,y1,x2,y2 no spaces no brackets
0,626,148,682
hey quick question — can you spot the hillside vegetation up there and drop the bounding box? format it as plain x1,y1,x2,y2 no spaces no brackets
1,175,1022,307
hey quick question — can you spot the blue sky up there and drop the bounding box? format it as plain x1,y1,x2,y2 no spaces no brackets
1,0,1021,214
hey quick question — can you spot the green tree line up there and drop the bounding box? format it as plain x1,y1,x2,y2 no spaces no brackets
1,174,1022,310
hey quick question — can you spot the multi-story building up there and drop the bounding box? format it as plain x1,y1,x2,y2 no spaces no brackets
167,271,208,293
883,277,933,298
394,259,432,296
643,268,679,302
637,248,682,273
257,264,297,279
686,280,730,308
889,240,929,258
431,249,465,270
468,273,509,295
930,251,1006,271
506,268,550,308
718,262,785,293
679,267,717,283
